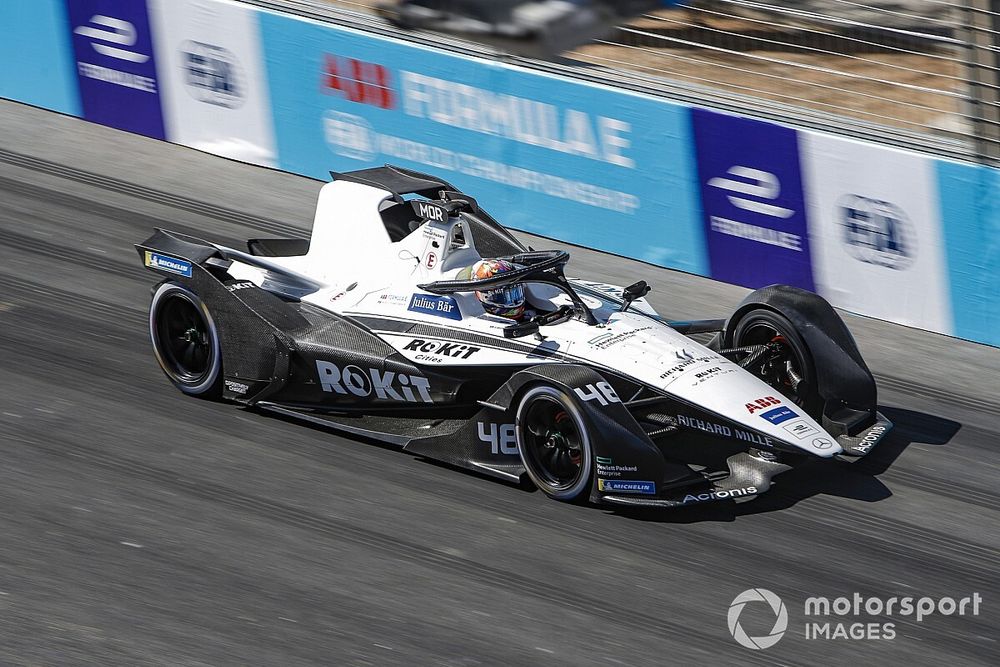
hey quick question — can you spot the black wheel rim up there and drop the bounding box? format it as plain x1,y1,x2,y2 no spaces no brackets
521,396,584,490
156,295,213,383
738,320,812,406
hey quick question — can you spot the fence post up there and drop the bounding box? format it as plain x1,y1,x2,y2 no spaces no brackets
963,0,1000,163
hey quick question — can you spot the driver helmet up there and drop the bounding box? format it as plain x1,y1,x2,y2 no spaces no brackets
459,259,526,320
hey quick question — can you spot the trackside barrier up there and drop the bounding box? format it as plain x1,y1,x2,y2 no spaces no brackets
0,0,996,347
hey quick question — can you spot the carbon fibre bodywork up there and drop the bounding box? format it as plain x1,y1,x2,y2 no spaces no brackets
136,166,891,508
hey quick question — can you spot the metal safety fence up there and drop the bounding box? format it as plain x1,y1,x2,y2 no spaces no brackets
300,0,1000,165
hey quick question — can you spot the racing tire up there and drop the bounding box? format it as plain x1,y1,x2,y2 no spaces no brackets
732,308,821,416
149,282,223,399
515,385,593,502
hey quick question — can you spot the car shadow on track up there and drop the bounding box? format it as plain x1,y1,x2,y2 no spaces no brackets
609,405,962,524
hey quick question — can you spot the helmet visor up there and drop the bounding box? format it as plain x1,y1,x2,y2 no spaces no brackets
481,284,525,309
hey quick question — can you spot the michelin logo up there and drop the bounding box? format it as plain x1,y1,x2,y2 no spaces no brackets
598,479,656,495
144,251,192,277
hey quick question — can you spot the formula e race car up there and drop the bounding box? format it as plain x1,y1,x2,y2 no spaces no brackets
136,165,891,508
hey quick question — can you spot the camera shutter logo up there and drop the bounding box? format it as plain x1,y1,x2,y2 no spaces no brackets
728,588,788,650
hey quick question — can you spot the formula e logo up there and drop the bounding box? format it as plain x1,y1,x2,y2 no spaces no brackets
574,382,620,406
708,167,794,219
316,361,432,403
74,15,149,63
478,422,517,455
839,195,915,270
182,42,244,108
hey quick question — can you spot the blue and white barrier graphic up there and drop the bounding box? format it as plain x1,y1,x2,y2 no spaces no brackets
0,0,79,116
938,161,1000,347
258,10,707,275
0,0,997,347
148,0,277,166
692,108,814,291
66,0,166,139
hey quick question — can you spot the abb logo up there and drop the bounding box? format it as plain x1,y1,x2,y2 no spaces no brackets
746,396,782,414
322,55,394,109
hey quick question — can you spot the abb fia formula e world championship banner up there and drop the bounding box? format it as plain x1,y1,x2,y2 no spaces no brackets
3,0,998,346
258,11,708,276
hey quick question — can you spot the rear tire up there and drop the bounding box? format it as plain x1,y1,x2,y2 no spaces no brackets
149,282,223,398
515,385,593,502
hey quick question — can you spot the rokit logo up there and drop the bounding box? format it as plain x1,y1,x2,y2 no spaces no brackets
182,41,244,108
839,195,915,270
478,422,517,455
707,166,802,252
315,361,432,403
403,339,480,360
323,54,395,109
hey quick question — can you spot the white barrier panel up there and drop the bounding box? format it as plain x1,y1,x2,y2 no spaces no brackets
801,133,953,334
149,0,276,166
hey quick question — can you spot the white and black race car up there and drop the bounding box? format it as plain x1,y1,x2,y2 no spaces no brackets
137,165,891,508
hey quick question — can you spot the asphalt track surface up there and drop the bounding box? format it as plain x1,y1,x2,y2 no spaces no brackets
1,100,998,666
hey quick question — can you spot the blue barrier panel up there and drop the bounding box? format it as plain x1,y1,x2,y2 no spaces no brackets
691,108,814,291
64,0,166,139
0,0,80,115
259,11,707,276
938,160,1000,347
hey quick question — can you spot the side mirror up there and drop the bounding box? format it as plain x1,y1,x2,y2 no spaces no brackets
620,280,651,312
503,319,540,339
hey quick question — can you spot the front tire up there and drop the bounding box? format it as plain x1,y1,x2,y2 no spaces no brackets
732,308,821,416
149,282,223,398
515,385,593,502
